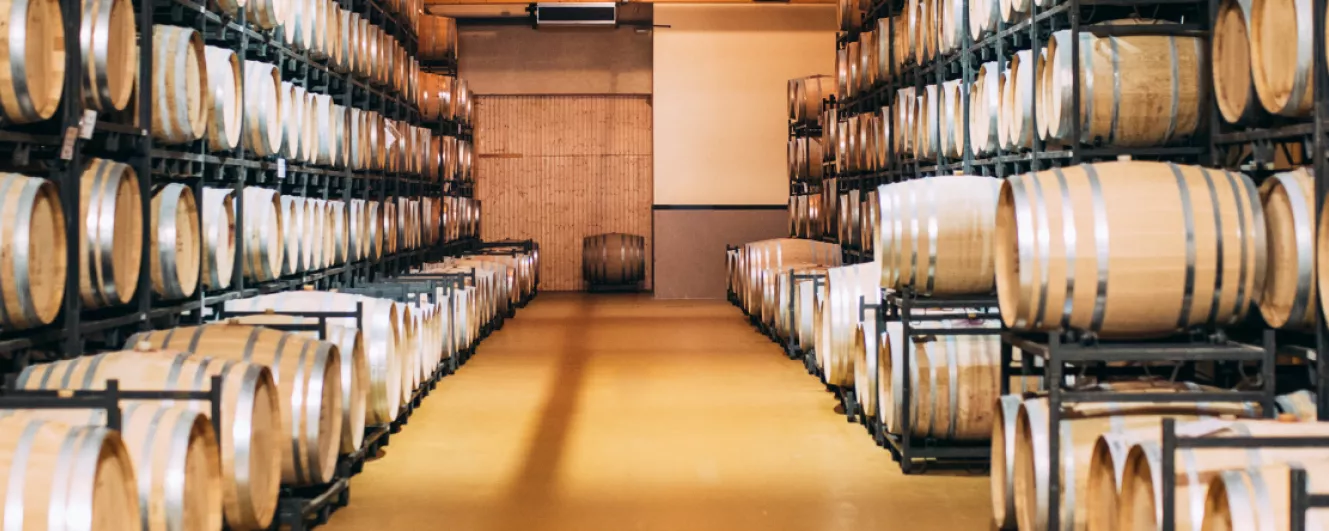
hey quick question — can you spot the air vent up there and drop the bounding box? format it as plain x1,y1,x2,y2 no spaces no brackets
534,2,616,26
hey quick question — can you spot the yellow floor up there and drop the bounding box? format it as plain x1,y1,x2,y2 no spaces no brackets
324,293,991,531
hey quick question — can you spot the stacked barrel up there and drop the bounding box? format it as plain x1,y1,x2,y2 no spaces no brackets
787,75,839,239
726,238,843,347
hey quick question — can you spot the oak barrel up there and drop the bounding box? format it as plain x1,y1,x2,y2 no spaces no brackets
242,60,282,157
239,187,283,282
204,46,242,152
152,26,208,145
972,61,1001,155
201,187,235,290
150,183,200,300
279,195,302,275
0,416,138,531
0,405,222,531
878,177,1000,295
1213,0,1268,124
879,316,1001,439
130,324,344,486
1259,168,1316,329
0,0,65,123
583,233,646,286
816,262,880,387
996,162,1265,337
1250,0,1314,116
0,173,66,329
80,157,142,309
17,349,282,531
226,292,403,424
1202,461,1329,531
419,15,458,62
81,0,137,112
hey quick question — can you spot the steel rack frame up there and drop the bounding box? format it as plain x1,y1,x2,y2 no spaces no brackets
873,287,1001,473
1003,329,1279,530
0,375,225,437
1157,417,1329,531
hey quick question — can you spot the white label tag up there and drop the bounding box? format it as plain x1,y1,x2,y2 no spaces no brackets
79,110,97,139
277,158,287,179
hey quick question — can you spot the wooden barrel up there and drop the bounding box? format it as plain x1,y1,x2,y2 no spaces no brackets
18,349,282,531
0,0,65,123
335,6,353,73
152,26,208,145
0,174,65,329
1005,49,1036,149
0,416,138,531
970,61,1000,155
282,0,306,49
201,187,235,290
815,262,880,387
1043,29,1204,146
0,405,222,531
225,314,369,453
1012,391,1260,531
583,233,646,285
246,0,283,31
367,200,382,259
80,158,141,310
226,292,403,424
878,316,1000,439
1258,168,1316,329
1249,0,1313,117
150,183,200,300
330,200,349,264
320,199,335,266
1203,461,1329,531
242,60,282,157
238,187,282,281
304,198,323,269
1213,0,1267,123
130,324,344,486
203,46,242,152
1276,389,1317,420
970,0,998,39
81,0,137,112
991,394,1026,530
1117,419,1329,531
279,81,299,159
878,177,1000,295
996,162,1265,338
298,87,315,164
279,195,302,274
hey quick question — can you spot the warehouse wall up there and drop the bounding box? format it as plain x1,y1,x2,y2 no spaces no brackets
458,25,652,95
652,4,836,299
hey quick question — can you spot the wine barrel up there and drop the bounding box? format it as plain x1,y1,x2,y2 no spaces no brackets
80,158,142,310
816,262,881,387
0,173,66,330
240,187,283,282
420,15,457,62
204,46,242,152
313,94,338,165
1258,168,1316,329
0,0,65,123
1012,392,1259,531
1004,48,1037,150
336,7,353,74
225,314,370,453
970,61,1000,155
17,349,282,531
1213,0,1267,123
991,394,1026,530
0,416,138,531
81,0,137,112
282,0,307,49
152,26,208,145
1042,29,1204,146
996,162,1265,337
130,324,344,486
1117,419,1329,531
1203,461,1329,531
280,81,300,159
583,233,646,286
246,0,283,31
242,60,282,157
878,316,1000,439
878,177,1000,295
368,200,383,259
294,197,315,271
279,195,303,275
0,405,222,531
330,200,349,264
226,292,403,424
150,183,200,300
971,0,999,39
794,75,835,126
917,84,939,159
859,30,878,90
1249,0,1313,117
201,187,235,290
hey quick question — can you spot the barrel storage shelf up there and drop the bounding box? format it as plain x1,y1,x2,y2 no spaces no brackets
0,0,483,361
755,0,1329,526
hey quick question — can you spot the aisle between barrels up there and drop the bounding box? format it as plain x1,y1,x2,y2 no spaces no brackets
323,293,989,531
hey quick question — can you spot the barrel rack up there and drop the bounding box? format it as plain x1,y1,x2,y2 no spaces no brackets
0,0,478,375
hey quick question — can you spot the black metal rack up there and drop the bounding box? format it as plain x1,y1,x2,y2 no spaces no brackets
0,0,471,373
1002,328,1278,530
1158,417,1329,531
875,287,1001,473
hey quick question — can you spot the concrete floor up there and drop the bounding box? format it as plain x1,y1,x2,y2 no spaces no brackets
323,293,991,531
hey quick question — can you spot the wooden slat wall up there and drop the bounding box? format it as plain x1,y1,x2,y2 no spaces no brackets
476,95,653,291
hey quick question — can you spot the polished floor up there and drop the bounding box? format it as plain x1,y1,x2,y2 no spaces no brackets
324,293,990,531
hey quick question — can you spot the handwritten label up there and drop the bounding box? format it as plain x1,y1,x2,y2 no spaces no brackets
79,110,98,139
59,126,78,160
277,158,287,179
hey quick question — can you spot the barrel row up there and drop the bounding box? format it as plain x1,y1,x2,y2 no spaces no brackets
419,72,475,126
0,171,480,330
726,238,843,329
787,75,837,127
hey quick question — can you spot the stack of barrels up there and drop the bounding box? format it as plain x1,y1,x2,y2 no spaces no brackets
582,233,647,287
726,238,843,343
419,72,475,127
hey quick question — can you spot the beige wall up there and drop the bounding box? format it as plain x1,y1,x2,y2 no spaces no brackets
459,25,652,94
652,4,836,206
